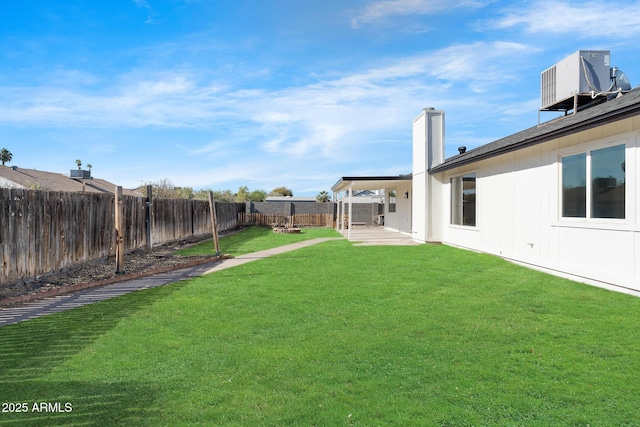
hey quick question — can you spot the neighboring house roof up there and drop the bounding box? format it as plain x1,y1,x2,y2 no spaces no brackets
265,196,317,202
0,166,138,196
430,88,640,173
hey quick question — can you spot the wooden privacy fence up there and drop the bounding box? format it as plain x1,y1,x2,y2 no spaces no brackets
238,212,335,228
0,188,244,285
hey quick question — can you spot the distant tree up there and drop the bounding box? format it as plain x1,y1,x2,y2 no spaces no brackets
212,189,236,202
175,187,194,199
269,186,293,197
143,178,180,199
316,190,331,203
75,159,82,169
194,189,237,202
0,148,12,166
87,164,92,171
24,181,46,190
193,189,210,200
235,186,251,203
249,189,267,202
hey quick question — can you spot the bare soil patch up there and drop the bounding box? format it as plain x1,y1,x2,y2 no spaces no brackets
0,234,221,301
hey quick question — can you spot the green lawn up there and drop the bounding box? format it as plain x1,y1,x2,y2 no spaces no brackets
2,227,640,426
176,226,341,257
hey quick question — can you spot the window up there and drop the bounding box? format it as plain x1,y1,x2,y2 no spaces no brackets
451,173,476,226
388,191,396,213
562,153,586,217
561,144,625,219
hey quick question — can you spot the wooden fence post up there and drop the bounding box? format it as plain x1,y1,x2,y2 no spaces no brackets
115,185,125,274
208,191,221,256
145,184,153,250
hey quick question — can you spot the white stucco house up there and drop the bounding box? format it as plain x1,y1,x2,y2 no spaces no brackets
333,50,640,294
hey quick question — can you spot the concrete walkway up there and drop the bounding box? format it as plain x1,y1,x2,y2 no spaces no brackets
0,238,337,327
340,226,419,246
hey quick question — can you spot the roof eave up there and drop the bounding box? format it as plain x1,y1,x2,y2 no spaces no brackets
331,175,412,192
429,97,640,174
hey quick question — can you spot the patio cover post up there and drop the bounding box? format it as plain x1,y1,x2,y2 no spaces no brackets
348,186,353,240
336,191,341,232
340,191,345,233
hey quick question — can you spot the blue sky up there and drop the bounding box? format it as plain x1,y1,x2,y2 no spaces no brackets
1,1,640,196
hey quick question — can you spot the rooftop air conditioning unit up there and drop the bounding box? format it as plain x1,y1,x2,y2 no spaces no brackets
540,50,611,111
70,169,91,179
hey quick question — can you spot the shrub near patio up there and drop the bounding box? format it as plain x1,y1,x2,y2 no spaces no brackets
1,229,640,425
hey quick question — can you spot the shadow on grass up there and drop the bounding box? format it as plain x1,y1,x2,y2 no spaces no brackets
219,226,273,255
0,381,160,426
0,283,188,426
0,282,188,380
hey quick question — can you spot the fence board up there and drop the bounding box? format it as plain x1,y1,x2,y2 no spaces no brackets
238,212,334,228
0,189,247,285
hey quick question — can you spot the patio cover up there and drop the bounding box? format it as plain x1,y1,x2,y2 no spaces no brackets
331,174,412,239
331,175,412,193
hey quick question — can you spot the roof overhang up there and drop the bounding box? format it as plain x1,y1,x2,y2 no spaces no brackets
331,175,412,192
429,88,640,174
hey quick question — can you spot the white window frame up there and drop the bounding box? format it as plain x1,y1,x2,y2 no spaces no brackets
557,138,628,225
450,171,478,228
388,190,396,213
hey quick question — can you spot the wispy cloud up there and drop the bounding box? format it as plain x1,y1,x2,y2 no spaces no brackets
0,40,534,142
351,0,488,27
132,0,156,24
0,39,537,189
495,1,640,38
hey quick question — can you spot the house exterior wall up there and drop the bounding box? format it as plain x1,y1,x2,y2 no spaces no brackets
385,181,412,233
433,116,640,291
412,108,445,242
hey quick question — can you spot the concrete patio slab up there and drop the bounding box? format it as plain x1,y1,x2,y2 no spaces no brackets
340,227,419,246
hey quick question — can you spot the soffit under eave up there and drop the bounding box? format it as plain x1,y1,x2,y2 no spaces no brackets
332,178,412,193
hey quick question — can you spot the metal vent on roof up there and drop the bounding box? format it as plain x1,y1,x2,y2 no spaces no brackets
539,50,634,123
70,169,91,179
540,50,611,112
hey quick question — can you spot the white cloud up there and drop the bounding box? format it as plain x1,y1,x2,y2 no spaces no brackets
496,1,640,38
351,0,488,27
0,41,537,175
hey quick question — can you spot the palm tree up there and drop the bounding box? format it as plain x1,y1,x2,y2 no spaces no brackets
75,159,82,169
0,148,12,166
316,190,331,203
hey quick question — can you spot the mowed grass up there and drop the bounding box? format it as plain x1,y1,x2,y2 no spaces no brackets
2,227,640,425
176,226,341,257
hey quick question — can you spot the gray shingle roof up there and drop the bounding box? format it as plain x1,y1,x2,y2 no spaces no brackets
0,166,139,195
430,88,640,173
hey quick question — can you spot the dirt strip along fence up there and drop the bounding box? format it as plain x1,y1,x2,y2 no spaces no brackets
238,212,335,228
0,188,244,285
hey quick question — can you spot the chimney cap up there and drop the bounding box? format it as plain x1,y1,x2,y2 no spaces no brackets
458,146,467,154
